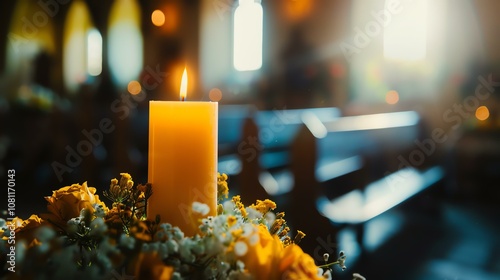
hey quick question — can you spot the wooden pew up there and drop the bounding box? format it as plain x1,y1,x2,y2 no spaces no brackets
234,107,340,204
288,110,445,254
217,105,256,177
313,111,424,197
218,105,256,156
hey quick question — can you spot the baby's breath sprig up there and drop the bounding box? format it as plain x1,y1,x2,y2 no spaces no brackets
318,251,347,272
65,208,101,268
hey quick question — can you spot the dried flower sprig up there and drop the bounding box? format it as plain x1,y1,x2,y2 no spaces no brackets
217,172,229,202
103,173,152,235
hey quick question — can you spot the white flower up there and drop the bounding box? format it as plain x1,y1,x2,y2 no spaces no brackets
93,203,106,217
216,261,231,276
223,201,235,213
166,239,179,254
213,215,227,228
191,240,205,255
323,269,332,280
337,251,347,271
203,235,222,256
154,230,167,241
352,273,366,280
35,227,55,242
100,237,120,255
179,239,195,263
89,217,107,236
171,272,182,280
172,227,184,240
15,240,27,264
245,207,261,220
66,217,83,235
236,260,245,271
159,243,169,259
248,233,259,246
192,202,210,215
119,234,136,249
159,223,172,231
264,211,276,227
234,241,248,256
241,223,256,237
148,242,160,252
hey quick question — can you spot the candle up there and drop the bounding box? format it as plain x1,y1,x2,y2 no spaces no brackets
148,68,218,236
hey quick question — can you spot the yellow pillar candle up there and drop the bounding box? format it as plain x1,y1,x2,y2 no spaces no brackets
148,68,218,236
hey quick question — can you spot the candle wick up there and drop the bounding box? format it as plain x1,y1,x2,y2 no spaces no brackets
181,96,185,101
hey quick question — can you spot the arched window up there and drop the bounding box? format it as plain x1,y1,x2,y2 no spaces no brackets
233,0,263,71
108,0,143,90
5,0,56,87
63,0,97,93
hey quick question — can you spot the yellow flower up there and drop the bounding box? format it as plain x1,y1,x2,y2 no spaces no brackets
250,199,277,214
227,215,237,227
119,172,134,189
237,224,283,279
5,215,44,243
217,172,229,201
237,224,322,280
42,182,108,228
232,195,247,218
217,203,224,215
293,230,306,245
280,244,323,280
231,228,243,239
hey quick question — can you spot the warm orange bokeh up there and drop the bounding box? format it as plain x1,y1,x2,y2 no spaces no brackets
386,90,399,104
209,88,222,102
476,105,490,121
151,9,166,27
128,80,142,95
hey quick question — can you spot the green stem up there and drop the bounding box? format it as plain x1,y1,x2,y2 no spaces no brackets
318,260,340,268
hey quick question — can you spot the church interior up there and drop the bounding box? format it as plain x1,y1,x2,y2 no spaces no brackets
1,0,500,279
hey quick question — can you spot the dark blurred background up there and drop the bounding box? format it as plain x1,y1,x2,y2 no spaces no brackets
1,0,499,279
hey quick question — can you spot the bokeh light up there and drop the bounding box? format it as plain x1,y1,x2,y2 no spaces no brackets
475,105,490,121
151,9,165,27
385,90,399,104
128,80,142,95
209,88,223,102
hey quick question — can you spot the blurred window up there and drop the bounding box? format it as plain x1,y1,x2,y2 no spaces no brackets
383,0,427,61
233,0,263,71
108,0,143,90
6,0,56,88
63,0,95,93
87,28,103,77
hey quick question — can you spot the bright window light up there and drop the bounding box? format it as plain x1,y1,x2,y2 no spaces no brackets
63,0,93,93
87,28,102,76
108,0,143,89
233,0,263,71
383,0,427,61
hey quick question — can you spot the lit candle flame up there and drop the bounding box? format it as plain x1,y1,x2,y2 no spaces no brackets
180,67,188,101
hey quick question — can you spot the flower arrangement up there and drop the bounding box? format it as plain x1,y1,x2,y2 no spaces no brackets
1,173,357,280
